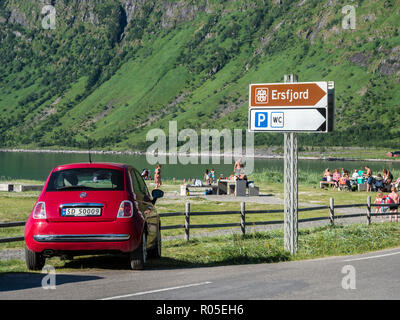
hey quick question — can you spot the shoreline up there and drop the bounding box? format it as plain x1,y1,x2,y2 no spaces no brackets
0,147,398,163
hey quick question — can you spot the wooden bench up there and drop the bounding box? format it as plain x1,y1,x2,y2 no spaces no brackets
180,184,218,196
320,181,335,189
0,183,43,192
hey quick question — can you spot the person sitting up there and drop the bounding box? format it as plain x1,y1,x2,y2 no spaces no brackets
141,169,151,180
383,169,393,191
339,174,350,191
234,158,244,177
322,168,330,180
375,174,384,191
332,169,341,189
392,177,400,189
326,171,334,185
320,168,334,188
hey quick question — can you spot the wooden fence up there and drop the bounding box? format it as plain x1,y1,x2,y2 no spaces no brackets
1,196,399,243
158,196,398,241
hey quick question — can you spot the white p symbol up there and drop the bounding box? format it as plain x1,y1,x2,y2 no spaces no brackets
257,114,266,127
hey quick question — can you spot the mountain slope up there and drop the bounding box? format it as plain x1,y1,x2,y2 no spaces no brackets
0,0,399,150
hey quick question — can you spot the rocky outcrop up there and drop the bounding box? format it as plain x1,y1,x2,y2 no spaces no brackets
348,52,371,68
9,8,28,27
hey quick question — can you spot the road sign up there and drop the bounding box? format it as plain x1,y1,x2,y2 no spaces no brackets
249,82,328,108
249,108,328,132
247,75,335,255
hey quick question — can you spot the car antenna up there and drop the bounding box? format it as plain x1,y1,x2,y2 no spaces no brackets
88,138,93,164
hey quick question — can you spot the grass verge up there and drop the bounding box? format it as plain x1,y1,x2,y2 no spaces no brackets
1,222,400,273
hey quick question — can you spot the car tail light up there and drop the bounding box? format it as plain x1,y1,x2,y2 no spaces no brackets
33,202,46,219
117,201,134,218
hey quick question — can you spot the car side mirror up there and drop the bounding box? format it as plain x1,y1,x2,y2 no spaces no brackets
151,189,164,204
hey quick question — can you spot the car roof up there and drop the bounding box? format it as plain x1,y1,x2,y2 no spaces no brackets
52,162,130,172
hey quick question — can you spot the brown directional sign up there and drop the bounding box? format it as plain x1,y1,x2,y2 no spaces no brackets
249,82,327,108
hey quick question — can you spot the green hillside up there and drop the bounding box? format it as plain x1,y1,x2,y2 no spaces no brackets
0,0,399,151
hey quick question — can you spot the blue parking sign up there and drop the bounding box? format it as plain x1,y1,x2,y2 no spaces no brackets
255,112,268,128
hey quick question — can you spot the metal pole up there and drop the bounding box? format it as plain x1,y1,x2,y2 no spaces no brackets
367,196,371,225
329,197,335,226
241,202,246,236
185,202,190,241
283,74,298,255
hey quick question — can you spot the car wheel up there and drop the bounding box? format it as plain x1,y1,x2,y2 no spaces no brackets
25,246,45,271
148,223,162,259
129,232,147,270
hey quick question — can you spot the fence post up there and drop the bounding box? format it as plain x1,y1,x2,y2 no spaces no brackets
329,197,335,226
241,202,246,236
185,202,190,241
367,196,371,225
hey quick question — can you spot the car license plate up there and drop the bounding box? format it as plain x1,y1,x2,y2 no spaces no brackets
61,207,102,217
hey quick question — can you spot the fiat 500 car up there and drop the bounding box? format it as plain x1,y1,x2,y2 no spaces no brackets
24,163,163,270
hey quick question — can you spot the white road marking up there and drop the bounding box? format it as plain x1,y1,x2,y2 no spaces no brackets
343,251,400,262
99,281,213,300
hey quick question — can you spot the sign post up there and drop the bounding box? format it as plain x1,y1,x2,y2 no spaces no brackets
283,74,298,255
248,75,334,255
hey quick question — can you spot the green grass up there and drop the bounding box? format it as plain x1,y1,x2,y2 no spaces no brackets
2,222,400,273
1,178,400,272
298,147,400,161
0,177,389,246
0,191,38,222
161,223,400,267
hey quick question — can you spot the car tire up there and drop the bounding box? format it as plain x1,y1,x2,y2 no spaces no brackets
148,223,162,259
25,246,45,271
129,232,147,270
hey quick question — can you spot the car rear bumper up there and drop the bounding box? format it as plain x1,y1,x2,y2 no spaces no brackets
33,234,131,242
25,217,143,253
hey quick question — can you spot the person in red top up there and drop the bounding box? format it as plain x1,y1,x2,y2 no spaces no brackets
374,192,384,215
332,169,341,189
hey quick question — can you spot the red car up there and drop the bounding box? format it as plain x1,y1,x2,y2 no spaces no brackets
387,151,400,158
24,162,163,270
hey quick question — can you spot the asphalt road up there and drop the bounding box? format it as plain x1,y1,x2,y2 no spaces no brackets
1,247,400,300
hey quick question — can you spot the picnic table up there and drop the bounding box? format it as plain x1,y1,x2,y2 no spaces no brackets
180,179,259,197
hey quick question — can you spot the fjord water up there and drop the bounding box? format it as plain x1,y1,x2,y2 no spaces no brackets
1,151,400,182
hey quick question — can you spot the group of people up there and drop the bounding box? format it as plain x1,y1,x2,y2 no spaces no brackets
150,158,247,191
357,166,397,193
203,158,248,185
322,166,399,222
322,168,353,190
322,166,400,192
374,187,399,222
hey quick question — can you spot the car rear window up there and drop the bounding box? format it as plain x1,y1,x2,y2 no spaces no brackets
46,168,124,192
